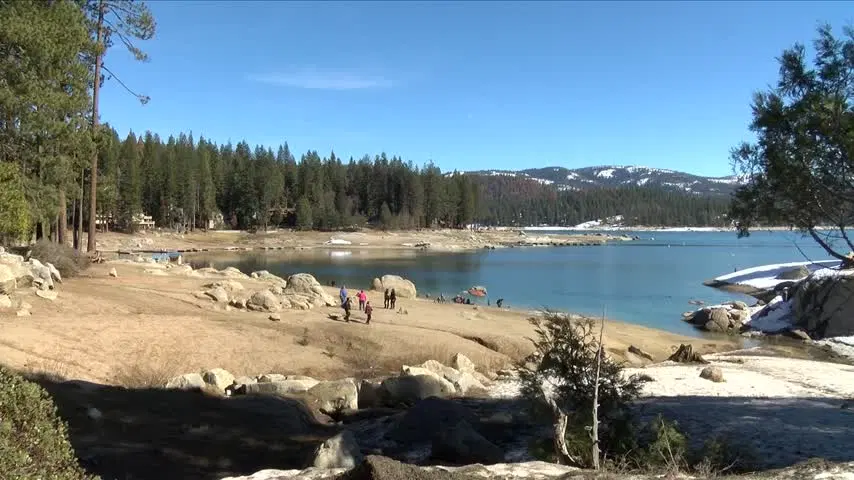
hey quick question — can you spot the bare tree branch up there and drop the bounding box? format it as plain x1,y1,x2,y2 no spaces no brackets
100,64,149,104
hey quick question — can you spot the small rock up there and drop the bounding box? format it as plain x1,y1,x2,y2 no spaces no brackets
628,345,654,361
700,366,724,383
452,372,486,395
16,309,31,317
0,294,11,309
87,407,103,421
311,431,363,469
35,289,58,301
269,313,281,321
109,267,118,277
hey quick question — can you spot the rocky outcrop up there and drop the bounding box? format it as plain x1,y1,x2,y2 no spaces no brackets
387,397,479,444
792,273,854,338
683,304,749,334
371,275,417,298
432,420,505,465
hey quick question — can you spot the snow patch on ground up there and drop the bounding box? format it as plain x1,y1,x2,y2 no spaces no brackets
747,295,795,333
714,260,841,290
595,168,616,178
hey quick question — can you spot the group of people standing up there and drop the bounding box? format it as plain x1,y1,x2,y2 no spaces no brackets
337,285,401,325
338,286,373,324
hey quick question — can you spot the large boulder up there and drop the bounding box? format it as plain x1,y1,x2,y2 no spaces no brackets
0,265,16,294
371,275,417,299
204,286,230,303
431,420,505,465
451,353,477,374
27,258,54,290
165,373,206,390
202,368,235,391
285,273,337,307
304,379,359,414
776,265,811,280
793,273,854,338
247,289,281,312
703,308,731,333
401,366,456,393
379,375,455,407
311,431,363,469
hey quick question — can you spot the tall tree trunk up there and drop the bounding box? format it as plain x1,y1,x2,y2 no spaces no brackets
75,169,84,249
58,188,67,245
72,198,79,248
87,0,106,252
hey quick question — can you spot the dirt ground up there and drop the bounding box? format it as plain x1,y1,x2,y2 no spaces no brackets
80,228,630,256
0,262,736,386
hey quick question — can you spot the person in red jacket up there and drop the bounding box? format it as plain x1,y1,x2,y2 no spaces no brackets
364,301,373,324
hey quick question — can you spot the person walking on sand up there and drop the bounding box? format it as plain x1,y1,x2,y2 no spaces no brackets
343,296,352,322
339,285,348,307
390,288,397,309
384,288,390,309
357,290,367,311
365,301,373,324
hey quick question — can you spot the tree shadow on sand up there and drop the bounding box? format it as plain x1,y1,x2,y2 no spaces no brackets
29,375,338,480
634,395,854,469
23,374,854,479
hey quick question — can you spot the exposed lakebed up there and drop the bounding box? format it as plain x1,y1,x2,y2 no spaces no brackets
188,230,833,337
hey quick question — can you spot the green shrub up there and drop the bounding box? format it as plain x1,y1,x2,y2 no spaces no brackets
0,366,96,479
29,239,90,278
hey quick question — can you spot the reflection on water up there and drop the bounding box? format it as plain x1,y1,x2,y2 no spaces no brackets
187,230,833,337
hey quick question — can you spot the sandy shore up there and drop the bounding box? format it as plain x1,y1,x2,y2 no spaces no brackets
75,228,632,256
0,261,738,385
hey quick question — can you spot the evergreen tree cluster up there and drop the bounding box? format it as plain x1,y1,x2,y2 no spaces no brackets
473,176,732,227
94,128,481,232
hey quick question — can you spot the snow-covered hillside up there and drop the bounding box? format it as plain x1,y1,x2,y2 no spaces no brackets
465,165,742,196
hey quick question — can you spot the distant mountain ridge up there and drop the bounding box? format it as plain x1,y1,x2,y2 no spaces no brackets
464,165,742,196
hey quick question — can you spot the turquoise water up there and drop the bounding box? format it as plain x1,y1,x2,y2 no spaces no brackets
189,230,833,337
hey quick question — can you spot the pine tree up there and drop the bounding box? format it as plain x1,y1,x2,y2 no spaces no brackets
81,0,155,251
296,196,313,230
117,132,141,231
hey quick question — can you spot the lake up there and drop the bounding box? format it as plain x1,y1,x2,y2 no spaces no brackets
188,230,833,337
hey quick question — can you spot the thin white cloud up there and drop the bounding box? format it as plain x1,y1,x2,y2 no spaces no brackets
247,69,395,90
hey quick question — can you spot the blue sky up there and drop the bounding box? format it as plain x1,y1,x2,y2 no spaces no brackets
99,1,851,177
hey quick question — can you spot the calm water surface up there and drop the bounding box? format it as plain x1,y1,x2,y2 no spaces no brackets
188,231,832,337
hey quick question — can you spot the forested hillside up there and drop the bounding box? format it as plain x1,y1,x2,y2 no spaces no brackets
471,175,732,227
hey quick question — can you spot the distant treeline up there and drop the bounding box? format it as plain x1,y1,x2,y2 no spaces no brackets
95,127,734,232
96,128,480,232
